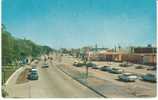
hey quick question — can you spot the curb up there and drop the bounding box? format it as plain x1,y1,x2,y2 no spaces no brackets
5,66,24,86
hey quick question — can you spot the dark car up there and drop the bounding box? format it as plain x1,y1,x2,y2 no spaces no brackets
91,65,99,69
42,63,49,68
142,73,156,82
147,66,156,70
135,65,145,69
28,69,39,80
86,62,97,67
73,61,85,67
32,66,36,69
100,66,112,71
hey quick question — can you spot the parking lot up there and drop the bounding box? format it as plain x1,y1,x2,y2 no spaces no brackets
59,55,156,97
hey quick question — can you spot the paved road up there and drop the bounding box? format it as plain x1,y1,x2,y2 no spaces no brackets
6,60,101,98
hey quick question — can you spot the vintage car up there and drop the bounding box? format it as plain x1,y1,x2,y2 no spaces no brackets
28,68,39,80
119,73,138,82
142,73,156,82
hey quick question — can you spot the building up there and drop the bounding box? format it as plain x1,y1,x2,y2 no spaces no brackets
86,46,156,66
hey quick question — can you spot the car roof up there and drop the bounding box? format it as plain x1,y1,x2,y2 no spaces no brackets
103,66,110,67
112,67,121,69
146,73,155,76
31,69,37,71
123,73,132,75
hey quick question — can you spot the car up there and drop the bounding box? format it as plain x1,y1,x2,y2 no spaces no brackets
147,66,156,70
110,67,124,74
86,62,97,67
42,63,49,68
100,66,112,71
73,61,78,66
73,61,85,67
142,73,156,82
28,69,39,80
73,62,85,67
32,66,36,69
119,62,132,67
135,65,145,69
91,65,100,69
76,62,85,67
118,73,138,82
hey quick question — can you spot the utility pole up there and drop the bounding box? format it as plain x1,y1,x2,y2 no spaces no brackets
84,56,88,81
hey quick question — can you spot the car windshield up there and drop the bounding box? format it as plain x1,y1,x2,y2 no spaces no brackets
113,68,119,70
31,71,37,74
104,66,110,68
147,74,155,77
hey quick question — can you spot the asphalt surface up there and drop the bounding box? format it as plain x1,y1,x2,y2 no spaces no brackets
6,60,102,98
60,55,156,97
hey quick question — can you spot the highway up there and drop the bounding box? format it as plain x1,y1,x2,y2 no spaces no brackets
6,59,101,98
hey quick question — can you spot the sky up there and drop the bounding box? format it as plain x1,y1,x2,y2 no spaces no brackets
2,0,156,49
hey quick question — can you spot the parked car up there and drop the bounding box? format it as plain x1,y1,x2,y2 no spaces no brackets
147,66,156,70
110,67,124,74
119,62,132,67
100,66,112,72
42,63,49,68
28,69,39,80
135,65,145,69
142,73,156,82
73,61,78,66
118,73,138,82
86,62,97,67
73,61,85,67
91,65,100,69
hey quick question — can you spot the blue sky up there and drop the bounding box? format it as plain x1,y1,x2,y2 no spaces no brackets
2,0,156,49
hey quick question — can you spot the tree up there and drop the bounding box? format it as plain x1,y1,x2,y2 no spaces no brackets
2,24,54,66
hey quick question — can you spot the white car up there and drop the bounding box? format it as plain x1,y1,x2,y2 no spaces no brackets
119,73,138,82
110,67,124,74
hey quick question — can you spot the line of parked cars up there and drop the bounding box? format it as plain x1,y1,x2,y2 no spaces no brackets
119,61,156,71
100,65,156,82
73,61,156,83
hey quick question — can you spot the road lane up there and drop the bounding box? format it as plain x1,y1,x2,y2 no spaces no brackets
6,60,101,98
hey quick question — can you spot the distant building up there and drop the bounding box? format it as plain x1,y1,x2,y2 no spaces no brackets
86,45,156,66
133,47,156,53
